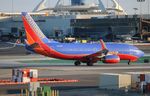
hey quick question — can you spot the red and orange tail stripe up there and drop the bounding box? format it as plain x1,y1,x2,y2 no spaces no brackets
22,16,40,45
22,12,49,56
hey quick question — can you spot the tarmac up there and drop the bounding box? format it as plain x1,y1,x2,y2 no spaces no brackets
0,54,150,96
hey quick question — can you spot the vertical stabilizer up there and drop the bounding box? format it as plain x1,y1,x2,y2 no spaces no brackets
22,12,49,45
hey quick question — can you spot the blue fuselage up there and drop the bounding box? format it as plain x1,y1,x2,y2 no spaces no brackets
45,42,144,58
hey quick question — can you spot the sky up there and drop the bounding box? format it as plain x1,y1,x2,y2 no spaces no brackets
0,0,149,15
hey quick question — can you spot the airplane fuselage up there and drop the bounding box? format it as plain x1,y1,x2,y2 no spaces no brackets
27,42,144,62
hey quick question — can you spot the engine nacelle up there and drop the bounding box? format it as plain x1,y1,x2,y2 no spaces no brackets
102,55,120,63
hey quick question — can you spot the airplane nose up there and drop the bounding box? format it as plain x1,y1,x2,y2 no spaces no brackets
137,50,145,57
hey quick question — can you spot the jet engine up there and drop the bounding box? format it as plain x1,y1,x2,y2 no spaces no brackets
102,55,120,63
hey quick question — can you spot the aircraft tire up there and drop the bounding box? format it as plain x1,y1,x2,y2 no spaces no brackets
128,60,131,65
74,61,81,66
87,62,93,66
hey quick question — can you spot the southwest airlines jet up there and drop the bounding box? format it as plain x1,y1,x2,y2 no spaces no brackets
22,12,144,66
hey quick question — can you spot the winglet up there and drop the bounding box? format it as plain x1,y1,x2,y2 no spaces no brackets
100,39,107,50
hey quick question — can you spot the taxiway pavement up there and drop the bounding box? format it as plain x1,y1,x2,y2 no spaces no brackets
0,55,150,87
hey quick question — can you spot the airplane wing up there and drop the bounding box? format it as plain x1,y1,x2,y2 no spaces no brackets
84,49,108,58
83,39,109,58
83,39,119,60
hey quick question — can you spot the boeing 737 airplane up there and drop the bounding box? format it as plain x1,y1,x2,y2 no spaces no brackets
22,12,144,66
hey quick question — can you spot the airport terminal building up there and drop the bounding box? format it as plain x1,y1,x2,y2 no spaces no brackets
71,15,150,41
0,14,150,42
0,0,150,42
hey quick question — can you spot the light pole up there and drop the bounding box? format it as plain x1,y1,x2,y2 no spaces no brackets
117,0,119,16
137,0,145,40
137,0,145,17
106,0,108,9
12,0,14,13
148,0,150,18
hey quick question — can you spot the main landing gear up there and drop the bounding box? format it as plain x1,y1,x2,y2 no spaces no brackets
74,61,81,66
128,60,131,65
74,61,94,66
